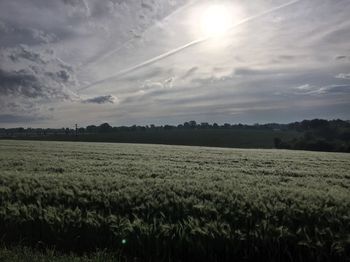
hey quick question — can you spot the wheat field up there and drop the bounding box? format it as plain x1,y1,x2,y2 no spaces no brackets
0,140,349,261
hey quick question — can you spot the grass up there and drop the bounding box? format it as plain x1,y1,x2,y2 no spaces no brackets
0,246,124,262
0,140,349,261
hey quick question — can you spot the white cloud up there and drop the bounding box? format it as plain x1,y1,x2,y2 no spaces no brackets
295,84,313,90
335,73,350,80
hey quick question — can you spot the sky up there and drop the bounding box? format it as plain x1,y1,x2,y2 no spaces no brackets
0,0,349,128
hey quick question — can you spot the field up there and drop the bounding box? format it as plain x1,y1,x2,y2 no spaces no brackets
0,140,349,261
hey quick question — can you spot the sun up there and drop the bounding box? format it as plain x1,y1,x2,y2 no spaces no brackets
200,4,233,37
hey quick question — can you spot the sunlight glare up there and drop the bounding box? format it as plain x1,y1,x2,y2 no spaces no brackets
200,4,233,37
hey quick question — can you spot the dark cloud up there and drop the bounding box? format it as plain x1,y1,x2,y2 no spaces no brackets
0,69,46,98
83,95,117,104
8,45,45,63
0,45,78,116
335,55,348,60
0,67,73,100
0,114,48,123
0,45,76,99
0,20,57,47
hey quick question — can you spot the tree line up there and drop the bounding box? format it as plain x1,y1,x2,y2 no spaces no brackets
1,119,349,152
274,119,350,152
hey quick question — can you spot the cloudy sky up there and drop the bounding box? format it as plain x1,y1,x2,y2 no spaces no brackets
0,0,349,127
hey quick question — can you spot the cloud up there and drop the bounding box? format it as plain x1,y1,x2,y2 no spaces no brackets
0,20,57,47
62,0,90,17
119,67,167,82
141,77,174,90
234,68,269,76
316,85,350,94
0,45,78,115
335,73,350,80
163,77,174,88
82,95,117,104
0,69,60,99
335,55,348,60
31,28,57,43
278,55,297,61
293,83,350,95
1,0,350,126
141,2,154,12
0,114,48,123
295,84,313,91
119,77,175,104
181,66,198,79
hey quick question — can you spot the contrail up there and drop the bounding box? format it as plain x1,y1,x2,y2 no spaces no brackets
79,0,300,91
80,0,200,71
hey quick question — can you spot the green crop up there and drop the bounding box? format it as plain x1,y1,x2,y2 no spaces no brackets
0,140,349,261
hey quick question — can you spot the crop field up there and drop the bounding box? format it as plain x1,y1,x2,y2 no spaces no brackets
0,140,349,261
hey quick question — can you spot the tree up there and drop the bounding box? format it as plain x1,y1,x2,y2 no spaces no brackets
189,120,197,128
304,132,314,140
274,138,282,148
99,123,112,132
86,125,97,132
